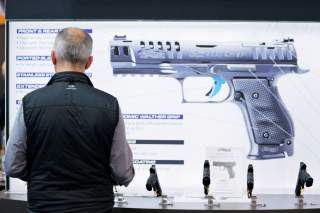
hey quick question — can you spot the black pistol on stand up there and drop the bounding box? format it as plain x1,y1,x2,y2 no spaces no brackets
247,164,254,198
146,165,162,197
203,160,210,196
295,162,313,197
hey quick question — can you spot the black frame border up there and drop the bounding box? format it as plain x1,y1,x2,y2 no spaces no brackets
5,0,320,21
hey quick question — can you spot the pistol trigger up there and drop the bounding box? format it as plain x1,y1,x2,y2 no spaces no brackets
206,76,225,98
205,87,213,96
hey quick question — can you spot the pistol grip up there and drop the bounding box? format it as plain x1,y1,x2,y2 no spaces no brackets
232,79,294,159
228,168,235,179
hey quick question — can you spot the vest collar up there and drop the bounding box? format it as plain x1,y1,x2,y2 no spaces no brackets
47,71,93,87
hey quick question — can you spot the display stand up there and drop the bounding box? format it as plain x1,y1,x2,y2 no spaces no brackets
2,192,320,212
249,196,266,208
159,195,174,206
295,196,320,207
295,196,307,207
204,195,220,208
114,193,128,206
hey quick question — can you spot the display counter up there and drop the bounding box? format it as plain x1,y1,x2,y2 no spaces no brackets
1,192,320,213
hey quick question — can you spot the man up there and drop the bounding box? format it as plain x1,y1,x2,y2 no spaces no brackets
4,27,134,212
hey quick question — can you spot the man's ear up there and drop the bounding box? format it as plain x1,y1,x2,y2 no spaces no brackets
51,50,57,65
85,56,93,70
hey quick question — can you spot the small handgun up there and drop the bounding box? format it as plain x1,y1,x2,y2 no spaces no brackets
295,162,313,197
146,165,162,197
202,160,210,196
212,161,236,178
247,164,254,198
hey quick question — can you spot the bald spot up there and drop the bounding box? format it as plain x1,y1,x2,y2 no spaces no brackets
63,28,87,44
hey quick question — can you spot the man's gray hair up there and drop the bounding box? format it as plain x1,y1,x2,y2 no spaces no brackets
54,27,93,64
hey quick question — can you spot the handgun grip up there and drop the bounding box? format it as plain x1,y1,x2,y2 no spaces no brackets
232,79,294,159
155,180,162,197
227,168,235,179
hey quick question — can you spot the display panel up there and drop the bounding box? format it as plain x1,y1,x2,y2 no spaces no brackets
7,21,320,197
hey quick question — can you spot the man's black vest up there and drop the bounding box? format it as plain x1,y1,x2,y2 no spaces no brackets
23,72,119,212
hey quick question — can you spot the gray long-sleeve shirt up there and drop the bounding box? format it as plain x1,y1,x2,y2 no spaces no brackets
4,105,134,186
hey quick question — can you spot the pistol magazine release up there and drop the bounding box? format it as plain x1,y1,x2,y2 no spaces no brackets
295,162,313,197
110,36,308,160
146,165,162,197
